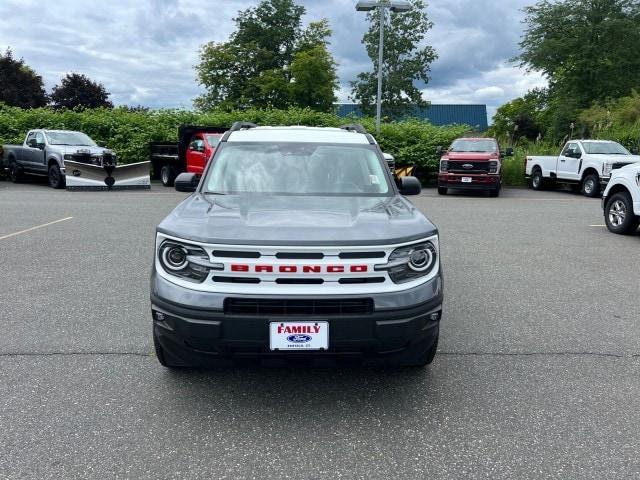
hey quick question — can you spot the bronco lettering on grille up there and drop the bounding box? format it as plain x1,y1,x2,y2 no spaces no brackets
230,264,368,273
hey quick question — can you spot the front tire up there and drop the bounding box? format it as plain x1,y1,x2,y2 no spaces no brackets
161,165,176,187
401,329,439,367
48,164,65,189
489,185,501,197
582,174,600,197
605,192,639,234
153,328,182,369
437,186,448,195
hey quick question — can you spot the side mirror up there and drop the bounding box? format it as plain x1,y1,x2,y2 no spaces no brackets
399,176,421,195
36,142,45,150
175,172,198,192
27,139,37,148
197,144,205,153
505,147,514,157
435,146,443,155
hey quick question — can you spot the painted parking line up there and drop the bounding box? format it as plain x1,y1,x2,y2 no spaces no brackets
0,216,74,241
589,224,606,227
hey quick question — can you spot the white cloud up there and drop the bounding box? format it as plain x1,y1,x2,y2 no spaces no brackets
0,0,547,115
423,63,547,122
474,86,506,100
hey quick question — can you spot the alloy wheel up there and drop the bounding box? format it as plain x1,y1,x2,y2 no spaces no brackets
609,200,626,227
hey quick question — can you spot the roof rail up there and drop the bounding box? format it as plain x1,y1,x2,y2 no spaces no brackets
340,124,368,134
230,121,258,132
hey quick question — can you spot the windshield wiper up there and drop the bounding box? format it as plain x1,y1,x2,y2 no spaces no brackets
203,191,226,195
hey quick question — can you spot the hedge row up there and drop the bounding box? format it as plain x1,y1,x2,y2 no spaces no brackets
0,105,471,181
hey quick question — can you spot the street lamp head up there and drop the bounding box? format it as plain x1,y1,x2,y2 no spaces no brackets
355,0,413,12
355,0,379,11
389,1,412,12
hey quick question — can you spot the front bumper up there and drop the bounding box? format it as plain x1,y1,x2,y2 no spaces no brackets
438,173,500,189
151,269,443,365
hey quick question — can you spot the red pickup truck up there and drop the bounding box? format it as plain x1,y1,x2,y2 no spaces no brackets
150,126,226,186
437,138,513,197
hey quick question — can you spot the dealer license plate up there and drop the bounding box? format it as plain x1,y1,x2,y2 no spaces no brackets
462,177,472,183
269,322,329,351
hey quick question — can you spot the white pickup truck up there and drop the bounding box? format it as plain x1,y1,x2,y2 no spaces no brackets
525,140,640,197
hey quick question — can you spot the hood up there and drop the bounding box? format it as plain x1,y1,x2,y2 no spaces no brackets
596,154,640,164
56,145,114,155
157,194,437,246
618,163,640,174
444,152,497,161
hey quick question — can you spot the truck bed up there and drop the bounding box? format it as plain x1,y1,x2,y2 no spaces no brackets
525,155,557,176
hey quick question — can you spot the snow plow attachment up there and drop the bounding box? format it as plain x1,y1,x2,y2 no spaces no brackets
65,160,151,191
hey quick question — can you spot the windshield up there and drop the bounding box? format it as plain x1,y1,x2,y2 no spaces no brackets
45,131,96,146
206,135,221,148
582,142,630,155
450,139,497,153
203,143,391,196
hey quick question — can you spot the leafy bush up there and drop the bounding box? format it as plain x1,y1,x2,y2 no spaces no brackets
579,92,640,151
0,104,471,182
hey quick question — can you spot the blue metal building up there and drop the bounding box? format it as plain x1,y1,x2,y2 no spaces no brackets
335,104,488,131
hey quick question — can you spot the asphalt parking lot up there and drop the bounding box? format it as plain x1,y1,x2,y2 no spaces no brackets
1,181,639,479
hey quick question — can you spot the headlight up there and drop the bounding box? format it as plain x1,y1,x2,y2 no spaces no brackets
603,162,612,177
489,160,498,174
158,239,222,283
440,160,448,172
375,238,438,284
636,173,640,187
64,154,73,160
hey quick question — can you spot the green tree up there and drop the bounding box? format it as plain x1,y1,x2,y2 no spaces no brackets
0,48,48,108
490,88,550,141
350,0,437,118
50,73,113,109
290,45,338,111
194,0,337,111
517,0,640,112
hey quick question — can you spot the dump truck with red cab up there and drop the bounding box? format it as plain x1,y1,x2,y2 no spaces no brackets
150,126,226,186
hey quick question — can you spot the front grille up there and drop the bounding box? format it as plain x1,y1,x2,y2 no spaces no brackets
447,161,490,174
71,153,93,164
224,298,374,316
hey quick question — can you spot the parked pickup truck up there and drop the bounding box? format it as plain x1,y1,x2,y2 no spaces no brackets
151,123,443,368
525,140,640,197
150,125,226,186
2,129,116,189
437,137,513,197
602,164,640,234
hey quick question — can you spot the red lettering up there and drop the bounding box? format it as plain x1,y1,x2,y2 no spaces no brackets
255,265,273,273
313,325,320,333
327,265,344,273
302,265,321,273
350,265,368,273
279,265,297,273
231,264,248,272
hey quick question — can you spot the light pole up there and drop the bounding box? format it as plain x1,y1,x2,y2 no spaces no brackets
355,0,412,135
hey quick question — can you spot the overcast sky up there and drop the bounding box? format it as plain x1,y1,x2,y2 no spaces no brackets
0,0,546,121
